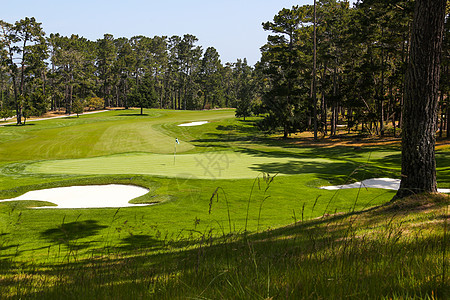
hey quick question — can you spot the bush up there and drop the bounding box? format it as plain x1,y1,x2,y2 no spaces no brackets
0,108,14,121
87,97,104,110
72,98,85,117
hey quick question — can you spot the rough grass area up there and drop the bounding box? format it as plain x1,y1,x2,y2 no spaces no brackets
0,194,447,299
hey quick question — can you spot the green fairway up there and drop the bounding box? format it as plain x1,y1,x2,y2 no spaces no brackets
0,108,448,262
27,152,338,179
0,109,233,160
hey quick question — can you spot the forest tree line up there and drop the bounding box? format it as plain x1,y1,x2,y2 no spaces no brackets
256,0,449,138
0,18,254,123
0,0,449,138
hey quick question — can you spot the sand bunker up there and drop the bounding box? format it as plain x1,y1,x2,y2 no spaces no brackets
0,184,150,209
178,121,208,127
320,178,450,193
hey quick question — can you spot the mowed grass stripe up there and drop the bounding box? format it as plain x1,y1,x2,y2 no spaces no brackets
0,109,234,160
27,152,337,179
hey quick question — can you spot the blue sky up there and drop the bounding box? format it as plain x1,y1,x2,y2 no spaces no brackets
2,0,355,65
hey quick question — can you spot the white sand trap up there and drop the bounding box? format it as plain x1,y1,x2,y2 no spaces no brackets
320,178,450,193
0,184,150,209
178,121,208,127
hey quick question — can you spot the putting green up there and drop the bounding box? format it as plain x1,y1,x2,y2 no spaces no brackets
27,152,337,179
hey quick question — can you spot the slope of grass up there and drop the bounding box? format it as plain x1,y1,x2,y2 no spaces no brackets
0,194,447,299
0,173,396,262
0,109,233,160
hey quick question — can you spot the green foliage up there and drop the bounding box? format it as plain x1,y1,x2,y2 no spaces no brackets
0,18,264,116
0,108,14,121
234,58,258,120
260,5,313,138
72,98,84,116
0,17,47,125
49,34,97,113
97,34,116,107
257,1,421,138
128,73,158,114
25,89,49,117
87,97,104,110
199,47,224,109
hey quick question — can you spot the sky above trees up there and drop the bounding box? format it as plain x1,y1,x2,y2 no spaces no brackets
2,0,355,65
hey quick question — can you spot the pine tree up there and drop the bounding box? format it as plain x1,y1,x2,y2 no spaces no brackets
395,0,447,199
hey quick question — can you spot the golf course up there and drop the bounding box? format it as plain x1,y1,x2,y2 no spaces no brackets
0,109,449,298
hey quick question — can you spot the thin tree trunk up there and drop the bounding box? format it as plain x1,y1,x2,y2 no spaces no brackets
69,83,73,115
202,92,208,110
19,36,27,97
390,84,397,137
322,94,327,135
313,0,318,140
447,93,450,138
321,60,328,136
380,29,385,136
347,108,352,134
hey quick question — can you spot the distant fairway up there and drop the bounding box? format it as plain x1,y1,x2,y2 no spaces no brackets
0,109,233,161
27,152,337,179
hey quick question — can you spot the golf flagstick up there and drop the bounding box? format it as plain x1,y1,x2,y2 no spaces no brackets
174,138,180,164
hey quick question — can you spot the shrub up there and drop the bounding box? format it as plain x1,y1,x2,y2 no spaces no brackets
87,97,104,110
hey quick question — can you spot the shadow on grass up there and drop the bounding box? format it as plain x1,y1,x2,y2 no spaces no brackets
2,123,36,127
3,197,447,299
249,160,357,175
116,113,150,117
0,243,20,252
118,235,164,251
41,220,108,250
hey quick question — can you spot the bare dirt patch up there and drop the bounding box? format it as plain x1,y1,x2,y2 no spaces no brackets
284,133,402,148
278,131,449,149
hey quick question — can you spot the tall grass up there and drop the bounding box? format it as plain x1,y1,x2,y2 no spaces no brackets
0,186,447,299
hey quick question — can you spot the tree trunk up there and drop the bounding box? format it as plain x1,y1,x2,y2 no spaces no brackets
202,92,208,110
439,92,444,138
380,35,385,137
447,93,450,138
321,94,327,135
312,0,318,141
331,105,336,136
395,0,447,199
399,23,413,130
320,61,328,136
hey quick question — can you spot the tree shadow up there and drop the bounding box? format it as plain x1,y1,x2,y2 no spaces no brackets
2,123,36,127
41,220,108,250
249,160,358,176
0,233,22,259
2,196,447,299
116,113,149,117
117,235,164,251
